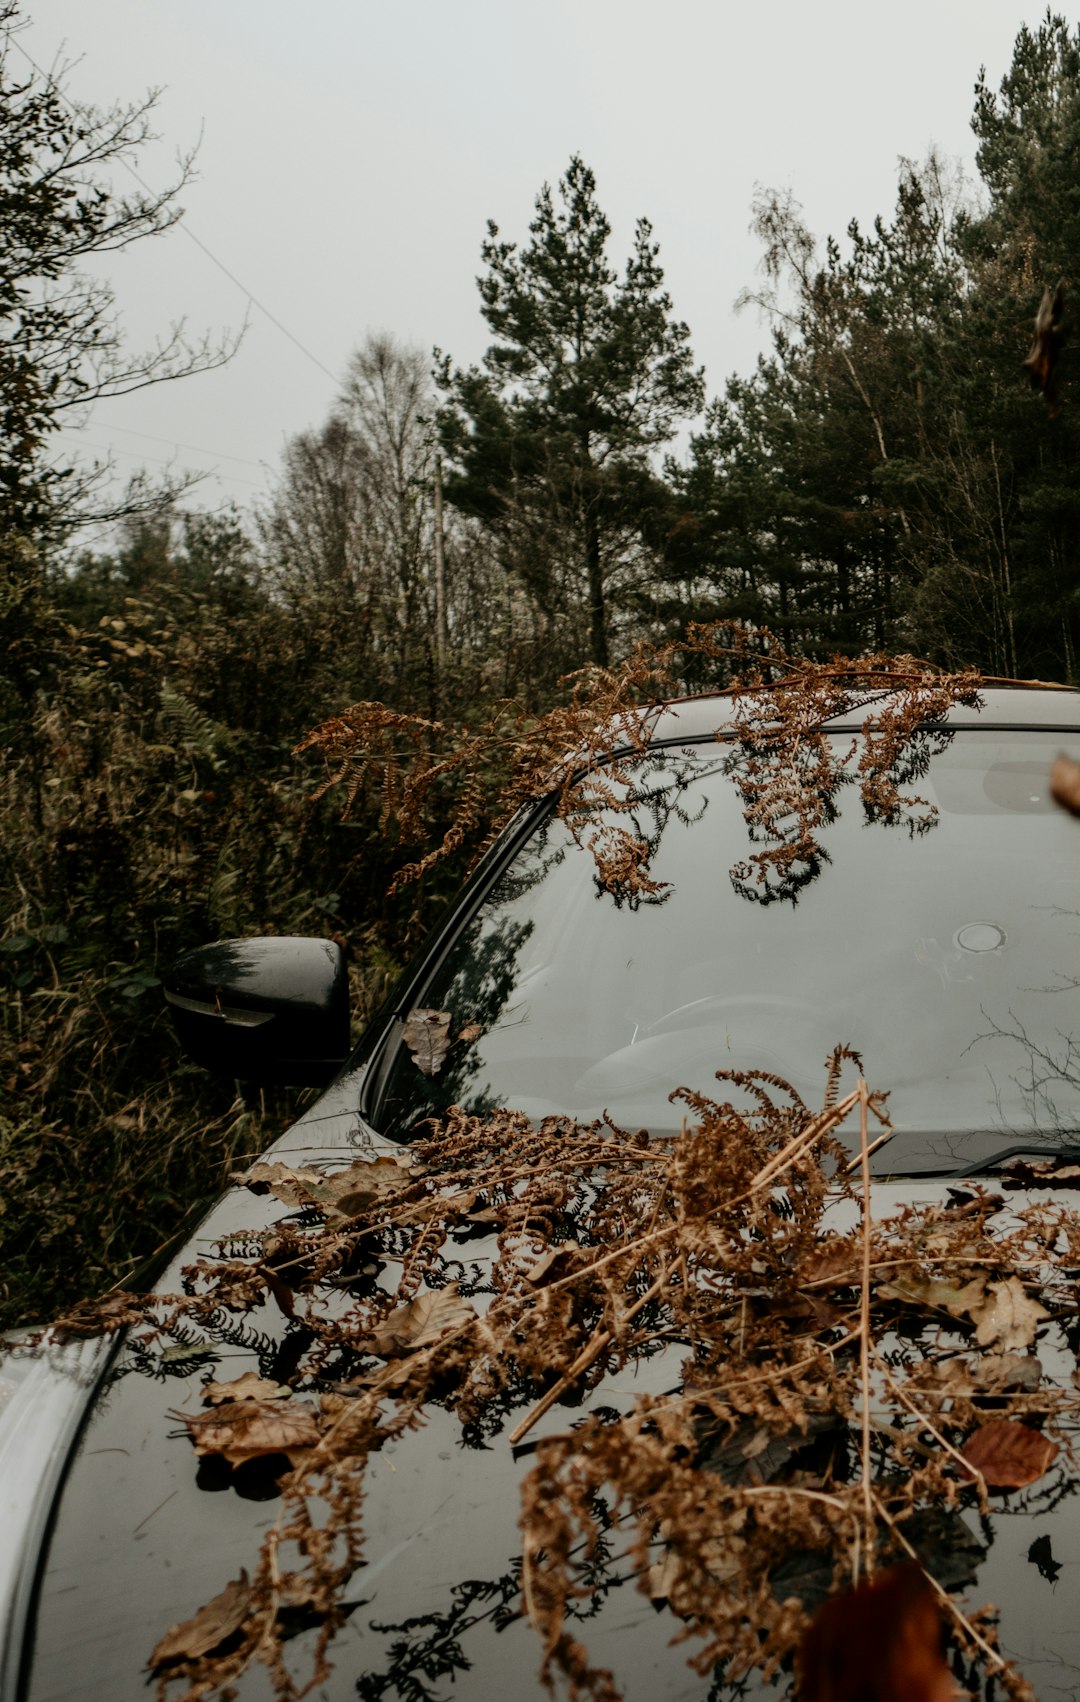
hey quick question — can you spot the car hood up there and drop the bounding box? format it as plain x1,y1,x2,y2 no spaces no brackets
16,1104,1080,1702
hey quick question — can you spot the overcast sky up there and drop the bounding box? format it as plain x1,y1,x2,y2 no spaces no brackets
17,1,1063,532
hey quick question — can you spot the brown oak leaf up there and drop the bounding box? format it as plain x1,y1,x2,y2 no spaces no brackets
970,1276,1048,1353
975,1353,1043,1393
922,1352,1042,1398
235,1154,414,1222
148,1571,251,1668
960,1418,1058,1489
301,1154,416,1221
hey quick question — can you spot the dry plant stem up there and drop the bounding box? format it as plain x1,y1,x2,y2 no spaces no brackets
512,1091,871,1448
841,1126,895,1173
875,1354,990,1502
733,1089,860,1200
516,1090,870,1447
857,1080,875,1580
508,1267,670,1446
535,1222,673,1298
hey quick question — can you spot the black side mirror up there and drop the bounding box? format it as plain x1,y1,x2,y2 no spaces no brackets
163,937,350,1086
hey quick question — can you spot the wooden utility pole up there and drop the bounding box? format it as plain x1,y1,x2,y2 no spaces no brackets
433,453,447,669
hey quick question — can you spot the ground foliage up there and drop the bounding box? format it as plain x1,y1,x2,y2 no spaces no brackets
52,1060,1080,1702
0,522,410,1330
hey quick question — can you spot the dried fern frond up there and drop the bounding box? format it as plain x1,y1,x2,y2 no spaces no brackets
295,623,983,906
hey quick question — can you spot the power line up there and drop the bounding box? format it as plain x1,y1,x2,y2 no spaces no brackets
66,419,270,471
9,29,342,389
50,438,269,489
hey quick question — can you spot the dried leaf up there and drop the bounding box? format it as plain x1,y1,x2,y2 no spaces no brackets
646,1543,682,1606
647,1514,743,1604
524,1241,584,1286
160,1340,211,1364
328,1359,416,1395
51,1292,148,1340
1003,1156,1080,1188
463,1205,504,1225
235,1161,326,1209
976,1353,1043,1393
799,1237,859,1285
1050,751,1080,818
235,1155,414,1221
179,1398,321,1467
403,1007,453,1076
960,1418,1058,1489
797,1566,954,1702
203,1372,291,1405
302,1154,416,1220
902,1507,988,1594
457,1022,483,1046
149,1571,251,1668
922,1357,976,1395
970,1276,1049,1353
922,1352,1042,1398
877,1273,986,1319
368,1284,476,1356
944,1186,1004,1216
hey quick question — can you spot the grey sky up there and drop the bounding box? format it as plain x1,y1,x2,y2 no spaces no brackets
20,1,1060,532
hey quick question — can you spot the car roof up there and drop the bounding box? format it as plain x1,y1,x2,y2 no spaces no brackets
642,682,1080,743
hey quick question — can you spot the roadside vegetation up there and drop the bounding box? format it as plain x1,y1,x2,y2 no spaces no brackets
5,3,1080,1333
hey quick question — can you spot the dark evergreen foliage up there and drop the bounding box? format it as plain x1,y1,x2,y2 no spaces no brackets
437,155,704,670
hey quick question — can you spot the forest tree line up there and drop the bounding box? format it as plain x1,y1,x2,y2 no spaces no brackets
3,6,1080,1325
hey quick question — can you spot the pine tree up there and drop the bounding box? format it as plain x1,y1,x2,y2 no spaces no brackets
438,156,703,669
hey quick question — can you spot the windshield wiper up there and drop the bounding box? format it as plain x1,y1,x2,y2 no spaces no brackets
887,1142,1080,1181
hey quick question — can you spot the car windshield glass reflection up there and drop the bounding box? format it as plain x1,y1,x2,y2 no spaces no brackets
379,732,1080,1174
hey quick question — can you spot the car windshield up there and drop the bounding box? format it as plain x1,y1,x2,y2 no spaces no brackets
378,728,1080,1175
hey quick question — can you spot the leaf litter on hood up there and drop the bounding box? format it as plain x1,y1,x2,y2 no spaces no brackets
960,1418,1059,1489
970,1276,1049,1352
402,1007,453,1076
368,1284,477,1356
177,1398,321,1468
65,1048,1080,1702
202,1371,291,1405
148,1571,252,1669
235,1153,415,1221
